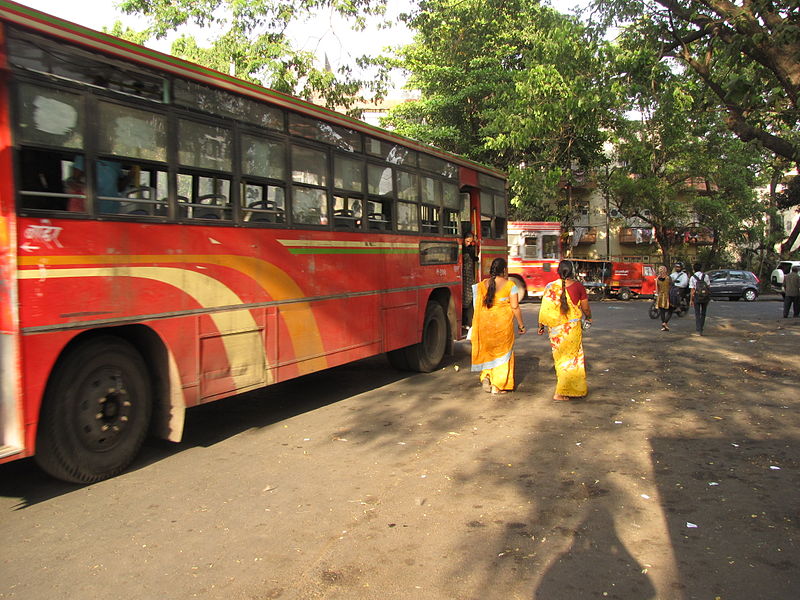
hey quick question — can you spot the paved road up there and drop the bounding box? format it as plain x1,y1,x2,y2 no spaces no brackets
1,297,798,599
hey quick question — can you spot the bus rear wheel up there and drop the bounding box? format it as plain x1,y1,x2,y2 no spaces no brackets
35,336,152,483
388,301,447,373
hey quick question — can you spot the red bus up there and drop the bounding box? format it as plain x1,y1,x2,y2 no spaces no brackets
0,1,508,482
508,221,656,300
507,221,561,299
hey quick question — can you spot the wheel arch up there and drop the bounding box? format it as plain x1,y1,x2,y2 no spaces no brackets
45,325,185,444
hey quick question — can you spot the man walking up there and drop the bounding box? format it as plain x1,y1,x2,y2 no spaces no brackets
783,265,800,318
670,262,689,308
689,262,711,336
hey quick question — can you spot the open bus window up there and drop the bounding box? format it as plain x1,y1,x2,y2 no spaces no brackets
243,183,285,224
495,217,507,238
444,209,459,235
333,196,363,230
397,201,419,232
293,187,328,225
17,149,78,211
117,166,168,216
421,204,440,234
481,216,492,238
177,174,232,220
367,198,391,231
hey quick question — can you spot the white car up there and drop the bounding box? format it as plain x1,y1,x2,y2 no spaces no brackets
771,261,800,296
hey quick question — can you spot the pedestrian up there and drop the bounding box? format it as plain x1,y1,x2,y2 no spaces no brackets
783,265,800,318
538,260,592,401
655,265,675,331
462,232,478,332
670,261,689,307
470,257,525,395
689,262,711,336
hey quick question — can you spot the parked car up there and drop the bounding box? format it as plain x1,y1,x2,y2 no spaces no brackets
707,269,760,301
770,261,800,296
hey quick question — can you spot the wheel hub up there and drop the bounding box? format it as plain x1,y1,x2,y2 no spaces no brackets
77,370,132,451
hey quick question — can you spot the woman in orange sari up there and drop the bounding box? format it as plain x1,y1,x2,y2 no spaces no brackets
537,260,592,401
470,258,526,394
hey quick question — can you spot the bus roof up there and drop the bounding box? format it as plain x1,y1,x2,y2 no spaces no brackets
0,0,505,179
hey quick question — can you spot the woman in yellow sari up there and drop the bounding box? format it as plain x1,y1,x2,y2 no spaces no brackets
538,260,592,401
471,258,526,394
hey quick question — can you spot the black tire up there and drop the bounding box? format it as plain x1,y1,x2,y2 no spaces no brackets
35,336,152,483
648,303,659,319
391,301,448,373
743,288,758,302
618,287,632,301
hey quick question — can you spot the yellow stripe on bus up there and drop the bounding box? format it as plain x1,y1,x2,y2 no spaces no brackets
18,266,271,388
18,254,328,375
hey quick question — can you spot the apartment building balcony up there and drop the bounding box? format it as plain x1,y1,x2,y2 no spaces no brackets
619,227,655,245
572,226,597,244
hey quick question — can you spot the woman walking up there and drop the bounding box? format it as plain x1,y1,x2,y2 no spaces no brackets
655,265,675,331
470,258,526,394
538,260,592,401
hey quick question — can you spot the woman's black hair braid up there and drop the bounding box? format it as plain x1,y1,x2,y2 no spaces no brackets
484,257,508,308
558,260,573,314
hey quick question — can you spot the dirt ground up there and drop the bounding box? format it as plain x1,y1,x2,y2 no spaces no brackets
1,301,799,599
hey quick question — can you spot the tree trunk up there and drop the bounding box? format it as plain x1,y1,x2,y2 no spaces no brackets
780,216,800,256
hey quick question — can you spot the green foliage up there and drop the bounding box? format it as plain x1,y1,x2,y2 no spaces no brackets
384,0,620,217
116,0,390,110
593,0,800,164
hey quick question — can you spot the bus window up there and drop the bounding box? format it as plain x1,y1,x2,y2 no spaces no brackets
177,174,232,220
334,155,363,192
242,183,285,224
18,148,76,211
119,166,168,216
333,196,362,230
368,164,394,197
178,119,232,172
523,237,539,260
421,204,440,234
397,170,418,201
367,198,391,231
397,201,419,232
542,234,560,259
293,187,328,225
241,134,285,180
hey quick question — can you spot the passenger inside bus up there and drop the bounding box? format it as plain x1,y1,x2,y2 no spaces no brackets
70,155,125,213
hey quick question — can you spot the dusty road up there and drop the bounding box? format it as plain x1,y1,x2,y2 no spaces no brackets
2,298,799,599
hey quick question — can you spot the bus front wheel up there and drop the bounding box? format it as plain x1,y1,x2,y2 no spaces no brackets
35,336,152,483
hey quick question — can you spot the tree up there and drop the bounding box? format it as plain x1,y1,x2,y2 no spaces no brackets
594,0,799,162
594,0,800,255
605,35,767,267
384,0,619,219
115,0,392,111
